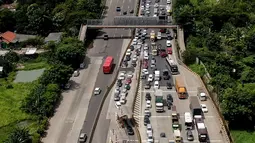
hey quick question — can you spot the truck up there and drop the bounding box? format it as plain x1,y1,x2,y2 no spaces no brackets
172,105,179,129
197,87,207,101
166,57,178,74
195,118,208,142
150,31,155,42
184,112,193,129
151,42,158,56
155,90,164,112
189,96,203,119
175,76,187,99
154,70,160,81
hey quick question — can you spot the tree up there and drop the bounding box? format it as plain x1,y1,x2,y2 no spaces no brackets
0,8,16,32
4,127,32,143
206,33,222,51
221,86,255,128
15,5,29,33
240,66,255,83
4,51,19,63
55,37,85,69
182,48,197,65
25,4,52,35
39,64,73,86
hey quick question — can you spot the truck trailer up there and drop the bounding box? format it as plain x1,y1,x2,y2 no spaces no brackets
175,76,187,99
195,118,208,142
189,96,203,118
155,90,164,112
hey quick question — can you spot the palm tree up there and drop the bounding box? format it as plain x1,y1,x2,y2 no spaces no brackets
4,127,32,143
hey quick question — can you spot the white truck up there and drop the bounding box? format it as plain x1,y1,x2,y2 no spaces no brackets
155,90,164,112
154,70,160,81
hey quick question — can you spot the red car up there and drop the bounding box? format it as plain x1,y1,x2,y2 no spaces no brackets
160,29,166,33
167,48,172,54
126,78,132,84
143,61,148,69
160,49,167,58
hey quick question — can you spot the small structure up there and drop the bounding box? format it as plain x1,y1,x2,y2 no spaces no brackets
25,48,37,55
44,32,63,43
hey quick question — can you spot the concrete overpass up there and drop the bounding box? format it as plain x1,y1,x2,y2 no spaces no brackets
78,17,179,42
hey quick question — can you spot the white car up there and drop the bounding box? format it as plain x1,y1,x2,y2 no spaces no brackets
132,57,137,61
146,11,150,14
118,72,125,80
154,3,158,8
127,73,133,78
144,44,149,50
143,29,147,34
114,88,120,94
122,88,128,94
154,81,159,89
146,124,153,134
120,96,126,104
141,6,144,10
153,14,157,17
147,133,154,143
144,53,149,60
166,40,172,47
146,4,150,8
146,100,152,108
132,39,138,45
148,74,154,82
94,87,101,95
150,63,156,68
142,69,149,75
201,104,208,113
115,101,121,107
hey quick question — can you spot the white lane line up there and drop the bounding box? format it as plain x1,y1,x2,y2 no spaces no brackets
128,6,130,9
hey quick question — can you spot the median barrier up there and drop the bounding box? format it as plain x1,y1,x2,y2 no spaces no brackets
175,31,232,143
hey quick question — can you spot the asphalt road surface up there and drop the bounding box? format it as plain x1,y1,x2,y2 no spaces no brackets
80,0,137,142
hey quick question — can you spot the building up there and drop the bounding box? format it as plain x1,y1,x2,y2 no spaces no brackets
44,32,63,43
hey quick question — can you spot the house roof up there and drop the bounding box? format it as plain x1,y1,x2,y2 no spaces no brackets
44,32,63,42
0,31,16,44
12,34,36,43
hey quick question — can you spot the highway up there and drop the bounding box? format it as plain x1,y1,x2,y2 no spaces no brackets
81,0,138,142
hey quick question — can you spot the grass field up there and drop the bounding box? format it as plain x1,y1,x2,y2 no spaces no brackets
231,130,255,143
0,72,38,142
22,61,49,71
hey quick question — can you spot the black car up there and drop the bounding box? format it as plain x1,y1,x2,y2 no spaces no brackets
103,34,108,40
130,45,135,51
117,81,122,87
116,7,121,12
144,115,150,125
125,56,131,61
123,11,127,15
187,130,194,141
167,94,173,103
127,126,134,135
167,34,173,40
166,82,172,89
146,93,151,100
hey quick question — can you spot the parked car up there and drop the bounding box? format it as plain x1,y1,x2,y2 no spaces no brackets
201,104,208,113
145,82,151,89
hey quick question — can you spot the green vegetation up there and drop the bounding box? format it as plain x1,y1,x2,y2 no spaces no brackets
188,64,205,77
174,0,255,142
0,37,85,142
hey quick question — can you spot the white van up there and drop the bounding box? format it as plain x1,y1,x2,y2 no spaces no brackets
167,0,171,4
157,32,162,39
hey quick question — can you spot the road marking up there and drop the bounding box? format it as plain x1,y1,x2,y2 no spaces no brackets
109,0,113,7
129,0,131,3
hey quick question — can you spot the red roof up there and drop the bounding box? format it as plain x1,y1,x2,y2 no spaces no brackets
0,31,16,44
103,56,113,67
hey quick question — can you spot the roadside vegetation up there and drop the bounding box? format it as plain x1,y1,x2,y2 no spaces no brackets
174,0,255,142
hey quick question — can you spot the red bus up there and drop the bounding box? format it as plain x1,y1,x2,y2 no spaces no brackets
103,56,114,74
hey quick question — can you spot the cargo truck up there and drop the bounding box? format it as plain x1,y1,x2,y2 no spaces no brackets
195,118,208,142
151,42,158,56
189,96,203,118
155,70,160,81
175,76,187,99
155,90,164,112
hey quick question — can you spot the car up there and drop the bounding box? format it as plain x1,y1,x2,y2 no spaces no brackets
125,55,131,61
154,3,159,8
132,38,138,45
167,94,173,103
166,82,172,89
78,133,87,142
125,84,131,90
167,47,172,54
122,88,128,94
143,61,149,69
151,57,156,63
147,132,154,142
160,49,167,57
146,100,152,108
150,63,156,68
73,70,80,77
120,96,126,104
115,101,121,107
118,72,125,80
116,7,121,12
145,82,151,89
123,11,127,15
201,104,208,113
94,87,101,95
64,82,71,89
166,40,172,47
117,81,122,87
127,126,134,135
187,130,194,141
127,73,133,78
148,74,154,82
144,43,149,50
160,132,166,137
160,28,166,33
154,81,159,89
121,92,128,98
153,14,157,17
142,69,149,75
144,108,151,116
126,78,132,84
146,11,150,14
132,57,137,61
146,124,153,134
130,9,134,13
103,34,108,40
114,94,120,101
144,115,150,126
130,45,135,51
146,93,151,100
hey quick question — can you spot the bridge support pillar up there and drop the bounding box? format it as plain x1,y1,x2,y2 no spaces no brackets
78,24,87,43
